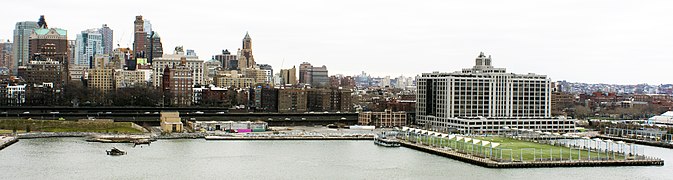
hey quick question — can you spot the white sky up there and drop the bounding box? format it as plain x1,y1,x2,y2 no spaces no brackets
1,0,672,84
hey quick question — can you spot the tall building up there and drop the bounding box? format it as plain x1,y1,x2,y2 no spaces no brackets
162,57,193,106
237,32,255,69
278,88,307,113
153,46,205,87
87,68,114,92
415,52,575,134
28,18,69,89
133,15,147,59
280,66,297,85
260,88,279,112
298,62,328,88
307,89,330,112
143,20,152,35
67,40,75,66
203,59,221,85
310,65,329,88
214,49,238,70
146,31,163,64
0,40,12,69
75,28,104,67
299,62,311,84
12,21,38,74
99,24,113,55
258,64,273,85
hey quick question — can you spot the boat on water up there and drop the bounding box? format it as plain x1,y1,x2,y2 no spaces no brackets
106,147,126,156
374,134,400,147
133,139,151,147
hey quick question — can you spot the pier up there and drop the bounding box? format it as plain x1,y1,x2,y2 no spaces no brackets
397,127,664,168
400,140,663,168
0,136,18,151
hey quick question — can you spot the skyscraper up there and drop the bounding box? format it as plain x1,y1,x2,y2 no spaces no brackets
24,16,69,103
99,24,113,55
12,21,38,74
237,32,255,69
415,52,575,134
146,31,163,64
298,62,328,88
133,15,147,59
299,62,312,84
75,29,104,67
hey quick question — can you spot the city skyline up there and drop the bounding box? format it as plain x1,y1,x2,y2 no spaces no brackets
1,0,672,84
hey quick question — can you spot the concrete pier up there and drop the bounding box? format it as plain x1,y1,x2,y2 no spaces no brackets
0,136,19,151
400,141,664,168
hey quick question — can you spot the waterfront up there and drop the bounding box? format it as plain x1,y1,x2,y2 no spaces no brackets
1,138,672,179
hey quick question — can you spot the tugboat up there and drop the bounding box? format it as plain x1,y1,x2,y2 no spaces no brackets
374,134,400,147
106,147,127,156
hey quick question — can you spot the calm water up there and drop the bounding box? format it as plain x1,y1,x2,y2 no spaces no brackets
1,138,672,180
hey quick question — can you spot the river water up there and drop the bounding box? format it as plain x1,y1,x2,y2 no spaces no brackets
1,138,672,180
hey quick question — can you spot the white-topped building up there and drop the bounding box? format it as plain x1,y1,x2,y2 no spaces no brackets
416,52,575,134
152,46,205,87
75,28,104,67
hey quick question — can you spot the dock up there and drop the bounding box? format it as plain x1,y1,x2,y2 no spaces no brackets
0,136,19,151
400,140,664,168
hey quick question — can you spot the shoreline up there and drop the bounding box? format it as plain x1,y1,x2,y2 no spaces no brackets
400,140,664,168
12,132,375,141
0,136,18,151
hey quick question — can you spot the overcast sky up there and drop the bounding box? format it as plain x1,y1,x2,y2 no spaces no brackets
1,0,671,85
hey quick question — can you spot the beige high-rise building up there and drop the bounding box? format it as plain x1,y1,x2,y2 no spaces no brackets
280,66,297,85
213,70,255,88
242,67,266,84
87,68,114,92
